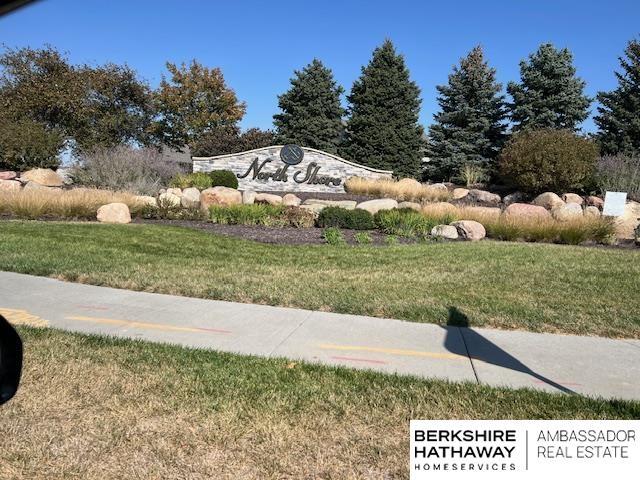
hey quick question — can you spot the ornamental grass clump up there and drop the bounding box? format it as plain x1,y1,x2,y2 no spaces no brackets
345,177,449,202
0,188,145,219
208,204,314,228
323,227,346,245
170,172,213,190
374,208,436,237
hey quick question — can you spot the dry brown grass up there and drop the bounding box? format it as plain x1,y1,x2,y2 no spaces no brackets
0,188,146,219
345,176,450,202
1,328,637,480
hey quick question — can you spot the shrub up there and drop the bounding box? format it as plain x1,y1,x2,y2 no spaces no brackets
170,172,213,190
354,232,373,245
208,204,312,228
457,163,488,187
596,155,640,201
0,116,64,171
72,146,183,195
281,207,315,228
323,227,346,245
374,208,435,237
498,129,599,193
316,207,375,230
141,197,207,221
344,177,449,202
209,170,238,189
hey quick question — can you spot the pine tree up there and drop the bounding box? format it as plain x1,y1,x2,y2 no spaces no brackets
341,40,424,178
273,59,344,154
426,46,507,181
507,43,591,131
594,39,640,155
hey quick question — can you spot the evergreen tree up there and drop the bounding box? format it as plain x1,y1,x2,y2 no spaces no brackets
273,59,344,153
426,46,507,181
341,40,424,178
594,39,640,155
507,43,591,131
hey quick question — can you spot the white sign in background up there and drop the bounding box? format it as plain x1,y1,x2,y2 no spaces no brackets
410,420,640,479
602,191,627,216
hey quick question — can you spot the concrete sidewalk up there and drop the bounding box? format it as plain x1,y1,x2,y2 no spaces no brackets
1,271,639,401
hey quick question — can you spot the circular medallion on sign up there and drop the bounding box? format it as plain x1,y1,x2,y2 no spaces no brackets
280,144,304,165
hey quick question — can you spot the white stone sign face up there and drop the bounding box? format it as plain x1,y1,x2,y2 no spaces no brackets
192,145,393,193
602,191,627,216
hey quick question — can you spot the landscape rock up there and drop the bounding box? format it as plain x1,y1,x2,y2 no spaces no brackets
532,192,565,210
504,203,551,220
158,192,181,207
450,220,486,241
135,195,157,207
166,187,183,197
429,183,448,191
355,198,398,215
398,201,422,211
0,171,17,180
584,206,601,218
200,186,242,209
586,196,604,209
613,201,640,239
242,189,256,204
299,204,325,215
552,203,583,222
451,188,469,200
467,189,501,205
0,179,21,192
181,187,201,208
503,191,526,206
282,193,302,207
302,199,357,209
562,193,584,205
23,181,62,193
255,193,283,205
20,168,63,187
97,203,131,224
430,224,459,240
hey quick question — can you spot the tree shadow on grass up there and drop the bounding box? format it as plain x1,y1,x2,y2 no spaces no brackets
444,307,575,395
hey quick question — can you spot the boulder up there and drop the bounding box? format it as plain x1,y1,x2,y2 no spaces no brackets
398,201,422,211
467,189,501,205
503,191,526,206
551,203,583,222
166,187,183,197
430,224,459,240
299,204,326,215
302,199,357,209
282,193,302,207
135,195,157,207
463,206,501,219
158,192,181,207
242,189,256,205
397,178,422,189
504,203,551,220
586,196,604,209
613,201,640,239
532,192,565,210
181,187,201,208
451,188,469,200
429,183,448,191
97,203,131,224
0,179,21,192
450,220,486,241
200,186,242,209
20,168,63,187
562,193,584,205
584,206,601,218
23,181,62,193
255,193,282,205
0,171,17,180
355,198,398,215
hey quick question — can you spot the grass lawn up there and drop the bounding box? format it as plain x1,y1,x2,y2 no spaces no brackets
1,221,639,338
1,327,638,479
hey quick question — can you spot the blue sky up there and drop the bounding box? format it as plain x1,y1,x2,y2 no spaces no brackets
1,0,638,133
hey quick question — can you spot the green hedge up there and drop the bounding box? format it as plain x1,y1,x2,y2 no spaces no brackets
316,207,375,230
209,170,239,189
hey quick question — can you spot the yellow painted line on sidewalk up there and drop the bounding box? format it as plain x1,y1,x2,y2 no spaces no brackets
318,344,467,361
65,315,231,334
0,307,49,328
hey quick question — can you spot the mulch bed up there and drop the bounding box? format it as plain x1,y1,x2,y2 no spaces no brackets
136,219,414,246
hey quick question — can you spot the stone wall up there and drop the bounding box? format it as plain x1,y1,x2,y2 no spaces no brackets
192,146,393,193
